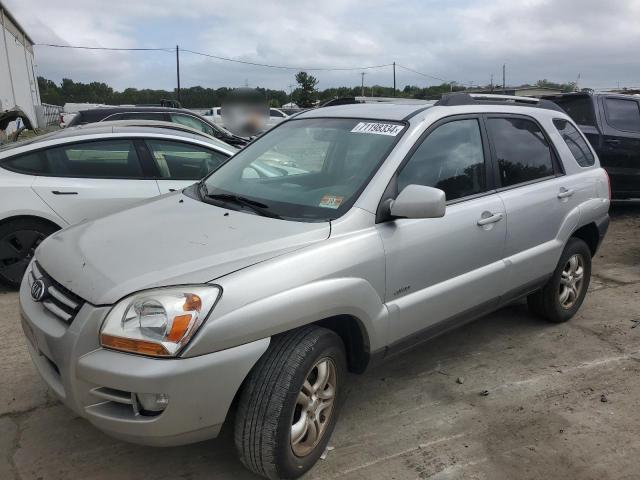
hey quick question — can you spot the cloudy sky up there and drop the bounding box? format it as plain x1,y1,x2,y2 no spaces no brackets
5,0,640,92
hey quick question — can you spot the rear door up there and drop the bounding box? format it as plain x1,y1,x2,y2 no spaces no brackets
598,96,640,197
144,139,231,193
488,115,578,291
31,139,160,224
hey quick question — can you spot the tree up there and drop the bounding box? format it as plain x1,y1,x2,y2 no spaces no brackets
293,71,319,108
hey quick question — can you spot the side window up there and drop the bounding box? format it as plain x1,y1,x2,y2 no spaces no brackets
397,119,485,201
552,119,595,167
146,140,229,180
604,98,640,132
486,117,555,187
270,109,285,118
1,151,48,175
170,114,215,136
43,140,144,178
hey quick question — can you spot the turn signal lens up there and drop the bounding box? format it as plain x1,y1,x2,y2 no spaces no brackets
101,334,170,356
100,286,221,357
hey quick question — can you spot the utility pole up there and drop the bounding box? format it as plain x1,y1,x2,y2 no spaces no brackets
360,72,366,96
393,62,396,96
490,73,494,92
176,45,181,103
288,84,295,104
502,63,506,94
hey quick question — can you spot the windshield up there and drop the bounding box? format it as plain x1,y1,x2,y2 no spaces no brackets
201,118,404,221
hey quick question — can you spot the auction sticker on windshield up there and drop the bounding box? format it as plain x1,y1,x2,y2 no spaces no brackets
319,195,344,209
351,122,404,136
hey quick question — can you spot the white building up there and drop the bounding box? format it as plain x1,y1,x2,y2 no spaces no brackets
0,1,41,132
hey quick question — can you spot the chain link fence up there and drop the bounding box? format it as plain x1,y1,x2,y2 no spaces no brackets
40,103,62,127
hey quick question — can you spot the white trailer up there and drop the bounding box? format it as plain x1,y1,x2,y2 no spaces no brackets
0,1,42,135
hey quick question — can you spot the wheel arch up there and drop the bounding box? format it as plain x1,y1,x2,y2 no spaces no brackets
313,314,371,374
0,214,63,232
570,222,599,257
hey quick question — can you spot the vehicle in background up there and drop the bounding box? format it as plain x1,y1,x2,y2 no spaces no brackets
20,93,609,478
59,103,108,128
0,125,235,287
98,119,235,149
66,106,250,148
543,92,640,199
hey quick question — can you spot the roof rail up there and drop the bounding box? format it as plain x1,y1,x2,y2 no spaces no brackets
435,92,565,112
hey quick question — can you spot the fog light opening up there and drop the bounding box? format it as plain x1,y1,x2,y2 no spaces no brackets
136,393,169,416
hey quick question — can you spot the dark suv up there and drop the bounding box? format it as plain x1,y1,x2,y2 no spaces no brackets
67,106,249,148
543,92,640,199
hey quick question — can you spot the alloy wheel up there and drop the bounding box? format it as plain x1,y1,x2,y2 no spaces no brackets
0,229,45,285
559,253,584,309
290,358,337,457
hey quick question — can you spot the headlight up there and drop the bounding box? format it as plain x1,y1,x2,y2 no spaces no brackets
100,285,221,357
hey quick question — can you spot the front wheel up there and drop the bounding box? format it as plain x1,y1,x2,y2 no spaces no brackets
234,326,346,479
527,237,592,323
0,218,58,288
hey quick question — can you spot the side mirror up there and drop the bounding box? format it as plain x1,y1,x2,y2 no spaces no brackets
389,184,446,219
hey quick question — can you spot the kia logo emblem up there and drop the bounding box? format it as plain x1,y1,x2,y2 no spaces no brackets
31,279,47,302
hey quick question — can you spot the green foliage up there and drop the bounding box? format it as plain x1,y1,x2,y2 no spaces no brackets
37,76,578,109
37,77,288,108
292,72,319,108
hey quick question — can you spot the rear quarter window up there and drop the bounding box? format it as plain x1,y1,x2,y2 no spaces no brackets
552,119,595,167
1,152,48,175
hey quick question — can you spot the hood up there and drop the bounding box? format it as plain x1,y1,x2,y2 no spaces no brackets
36,192,330,305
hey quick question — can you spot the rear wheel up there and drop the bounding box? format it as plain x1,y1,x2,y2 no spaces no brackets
527,237,591,323
234,326,346,479
0,219,58,288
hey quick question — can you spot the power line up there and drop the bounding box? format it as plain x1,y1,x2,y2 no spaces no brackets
180,48,393,71
35,43,173,52
36,42,394,72
395,63,451,84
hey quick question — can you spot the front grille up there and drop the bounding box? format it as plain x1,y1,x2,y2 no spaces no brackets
30,262,85,324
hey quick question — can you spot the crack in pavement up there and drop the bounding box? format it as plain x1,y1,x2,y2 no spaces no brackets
2,398,60,480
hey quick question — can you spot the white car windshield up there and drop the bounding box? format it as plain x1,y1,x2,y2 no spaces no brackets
200,118,405,221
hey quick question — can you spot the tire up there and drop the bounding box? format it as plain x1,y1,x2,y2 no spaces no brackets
527,237,592,323
0,218,58,288
234,326,347,479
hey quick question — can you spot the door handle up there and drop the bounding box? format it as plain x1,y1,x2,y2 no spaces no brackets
605,139,620,146
557,187,575,199
477,212,503,226
51,190,78,195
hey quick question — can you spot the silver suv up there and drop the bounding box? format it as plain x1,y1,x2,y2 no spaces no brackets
20,93,610,479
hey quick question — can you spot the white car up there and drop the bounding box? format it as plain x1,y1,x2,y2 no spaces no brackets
0,124,236,287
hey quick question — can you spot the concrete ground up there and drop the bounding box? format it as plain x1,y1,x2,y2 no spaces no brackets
1,204,639,480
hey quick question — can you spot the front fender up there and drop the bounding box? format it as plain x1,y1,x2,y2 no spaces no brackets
182,277,388,357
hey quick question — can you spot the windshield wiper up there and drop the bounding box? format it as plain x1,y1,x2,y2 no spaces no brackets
205,193,283,219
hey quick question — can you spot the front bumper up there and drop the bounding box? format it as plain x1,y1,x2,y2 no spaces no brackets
19,272,269,446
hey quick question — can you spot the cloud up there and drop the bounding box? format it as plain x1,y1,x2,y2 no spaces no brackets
4,0,640,92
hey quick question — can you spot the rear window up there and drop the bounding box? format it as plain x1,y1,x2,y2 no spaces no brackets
552,119,595,167
553,96,597,127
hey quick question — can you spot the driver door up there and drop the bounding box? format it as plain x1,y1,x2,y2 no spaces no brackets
377,116,508,345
